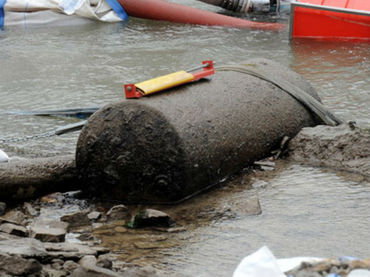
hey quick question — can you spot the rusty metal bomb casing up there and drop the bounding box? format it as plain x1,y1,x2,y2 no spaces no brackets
76,59,320,203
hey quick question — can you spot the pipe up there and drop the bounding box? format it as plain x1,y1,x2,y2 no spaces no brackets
117,0,285,30
196,0,253,13
76,58,321,203
0,156,78,202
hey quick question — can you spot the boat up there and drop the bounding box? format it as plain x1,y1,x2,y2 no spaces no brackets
117,0,284,30
289,0,370,40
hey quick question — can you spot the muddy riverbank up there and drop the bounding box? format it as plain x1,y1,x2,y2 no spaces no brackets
0,124,369,276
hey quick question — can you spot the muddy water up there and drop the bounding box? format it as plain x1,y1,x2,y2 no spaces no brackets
0,1,369,276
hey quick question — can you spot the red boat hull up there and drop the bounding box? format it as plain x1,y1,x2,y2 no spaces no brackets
118,0,285,31
290,1,370,40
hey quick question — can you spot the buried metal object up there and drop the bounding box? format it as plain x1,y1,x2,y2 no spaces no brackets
76,59,323,203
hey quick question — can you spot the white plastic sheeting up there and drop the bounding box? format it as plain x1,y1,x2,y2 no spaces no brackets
0,149,9,163
2,0,124,27
233,246,323,277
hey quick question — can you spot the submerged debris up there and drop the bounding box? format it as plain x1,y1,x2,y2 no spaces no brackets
127,209,175,229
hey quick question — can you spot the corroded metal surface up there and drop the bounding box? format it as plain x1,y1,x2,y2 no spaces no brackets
76,59,320,203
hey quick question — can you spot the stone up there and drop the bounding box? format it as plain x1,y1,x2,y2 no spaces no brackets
51,258,65,270
29,220,69,243
0,253,42,276
243,195,262,215
128,209,175,228
42,264,68,277
88,211,101,221
0,237,48,258
23,202,39,217
43,242,109,260
0,202,6,216
70,255,122,277
1,210,26,225
97,254,116,269
288,124,370,176
118,265,159,277
113,226,127,233
106,205,130,221
63,260,79,273
61,210,90,228
40,193,63,204
0,222,28,237
350,259,370,269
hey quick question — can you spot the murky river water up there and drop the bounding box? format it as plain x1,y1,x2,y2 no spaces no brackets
0,1,369,276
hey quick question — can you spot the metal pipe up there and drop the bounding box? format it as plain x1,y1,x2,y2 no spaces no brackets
197,0,253,13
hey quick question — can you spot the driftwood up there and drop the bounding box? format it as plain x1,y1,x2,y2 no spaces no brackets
0,155,79,202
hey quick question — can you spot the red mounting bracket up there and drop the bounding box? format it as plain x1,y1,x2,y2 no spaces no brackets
191,60,215,81
123,84,143,99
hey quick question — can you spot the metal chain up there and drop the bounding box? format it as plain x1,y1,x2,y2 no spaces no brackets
0,130,56,144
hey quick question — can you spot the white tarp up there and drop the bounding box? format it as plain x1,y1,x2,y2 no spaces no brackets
2,0,124,27
0,149,9,163
233,246,323,277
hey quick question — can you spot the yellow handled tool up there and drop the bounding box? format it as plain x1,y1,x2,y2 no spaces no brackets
124,60,214,99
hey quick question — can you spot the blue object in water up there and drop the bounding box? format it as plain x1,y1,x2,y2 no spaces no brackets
105,0,128,21
0,0,5,28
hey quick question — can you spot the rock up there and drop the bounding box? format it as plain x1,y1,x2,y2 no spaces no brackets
88,211,101,221
43,242,109,260
117,265,159,277
51,258,65,270
128,209,175,228
0,231,20,241
1,210,26,225
350,259,370,269
40,193,63,204
243,194,262,215
0,202,6,216
63,260,79,273
106,205,130,221
97,254,116,269
70,255,122,277
0,237,48,258
113,226,127,233
42,265,67,277
61,210,90,228
29,220,69,243
23,202,39,217
288,124,370,176
0,253,42,276
0,222,28,237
